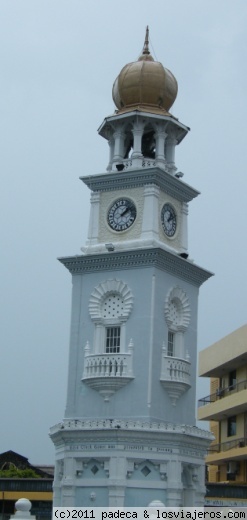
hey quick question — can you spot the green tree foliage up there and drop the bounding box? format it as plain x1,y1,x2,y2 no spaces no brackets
0,465,40,478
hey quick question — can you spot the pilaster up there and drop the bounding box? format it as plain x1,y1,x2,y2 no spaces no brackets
166,459,183,506
180,202,189,253
141,184,160,241
175,331,184,358
61,458,76,506
108,457,126,506
87,192,101,245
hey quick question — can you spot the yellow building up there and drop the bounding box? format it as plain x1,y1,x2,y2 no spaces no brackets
0,451,53,520
198,324,247,484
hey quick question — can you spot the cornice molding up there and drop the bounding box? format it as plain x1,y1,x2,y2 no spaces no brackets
50,418,213,446
59,248,213,287
98,110,190,145
81,167,199,203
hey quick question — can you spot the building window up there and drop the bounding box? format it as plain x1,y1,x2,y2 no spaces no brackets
106,327,121,353
167,331,174,356
229,370,236,390
89,279,134,356
164,286,191,361
227,416,236,437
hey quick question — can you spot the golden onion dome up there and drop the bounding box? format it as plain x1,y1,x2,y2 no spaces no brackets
112,27,178,115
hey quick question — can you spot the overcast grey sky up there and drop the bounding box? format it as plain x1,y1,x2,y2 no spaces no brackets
1,0,247,464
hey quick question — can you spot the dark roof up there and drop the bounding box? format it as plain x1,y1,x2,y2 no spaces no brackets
0,451,53,479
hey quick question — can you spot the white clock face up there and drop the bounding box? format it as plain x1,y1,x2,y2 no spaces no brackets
107,198,137,232
161,203,177,237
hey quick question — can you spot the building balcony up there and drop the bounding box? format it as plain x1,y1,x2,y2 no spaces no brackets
160,355,191,406
82,351,134,401
198,379,247,421
206,436,247,465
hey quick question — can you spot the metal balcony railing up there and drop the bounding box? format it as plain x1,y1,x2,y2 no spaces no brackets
198,379,247,407
208,436,247,453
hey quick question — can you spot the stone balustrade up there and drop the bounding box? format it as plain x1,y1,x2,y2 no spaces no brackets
160,355,191,405
160,355,191,384
83,353,133,379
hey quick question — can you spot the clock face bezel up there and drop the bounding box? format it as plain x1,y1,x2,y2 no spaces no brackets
161,203,177,237
107,198,137,232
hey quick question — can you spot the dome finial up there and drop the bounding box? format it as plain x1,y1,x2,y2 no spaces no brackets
139,26,154,62
143,26,150,55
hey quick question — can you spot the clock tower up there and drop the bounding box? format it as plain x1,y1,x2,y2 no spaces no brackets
50,28,213,507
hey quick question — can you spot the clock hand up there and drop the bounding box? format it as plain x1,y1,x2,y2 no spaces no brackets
120,207,130,217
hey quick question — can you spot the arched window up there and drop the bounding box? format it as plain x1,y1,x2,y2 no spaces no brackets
164,286,190,359
89,279,134,354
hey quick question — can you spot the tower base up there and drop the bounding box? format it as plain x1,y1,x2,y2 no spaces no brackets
50,419,212,507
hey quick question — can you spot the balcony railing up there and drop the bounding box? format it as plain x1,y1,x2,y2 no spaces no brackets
198,379,247,407
83,353,133,379
205,482,247,499
82,352,134,401
208,436,247,453
160,355,191,405
161,355,191,384
114,158,156,171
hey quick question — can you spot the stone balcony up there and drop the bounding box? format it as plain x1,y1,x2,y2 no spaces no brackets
82,347,134,401
160,354,191,406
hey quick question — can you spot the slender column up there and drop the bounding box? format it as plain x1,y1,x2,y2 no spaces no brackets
131,120,144,157
155,125,167,169
113,128,125,162
131,120,144,168
65,276,83,417
107,137,115,171
166,133,177,175
180,202,188,253
86,192,100,245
